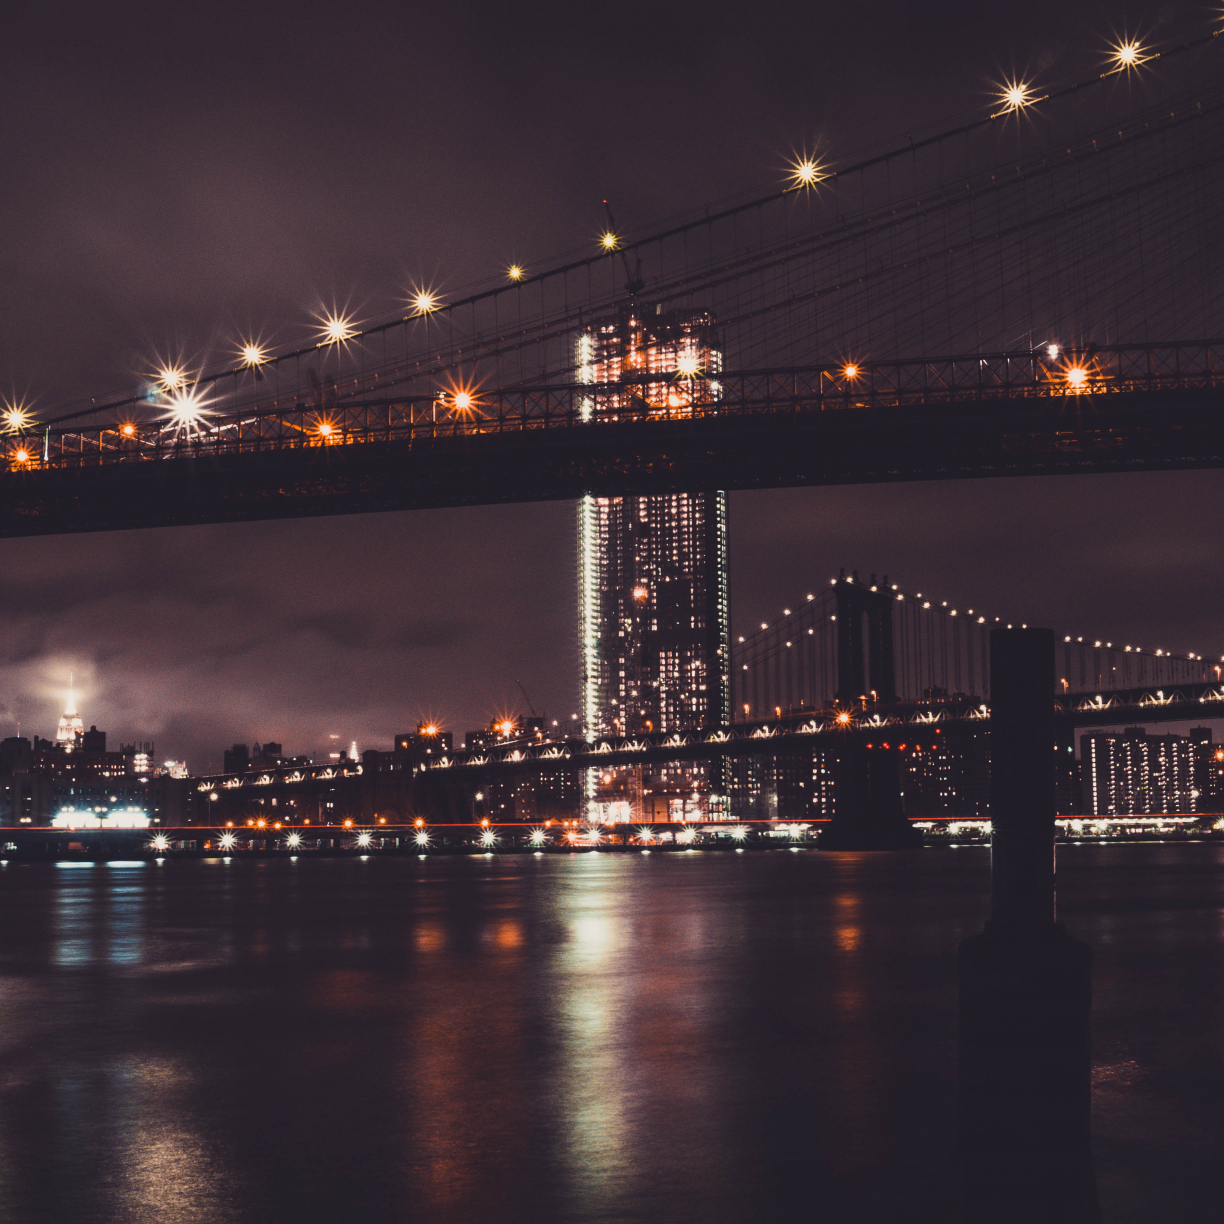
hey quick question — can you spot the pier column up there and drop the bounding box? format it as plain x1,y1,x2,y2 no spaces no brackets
819,735,922,850
957,628,1099,1223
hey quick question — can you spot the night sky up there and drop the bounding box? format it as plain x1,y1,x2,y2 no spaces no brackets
1,0,1219,769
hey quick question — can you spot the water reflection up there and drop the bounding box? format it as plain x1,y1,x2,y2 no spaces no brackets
0,847,1217,1222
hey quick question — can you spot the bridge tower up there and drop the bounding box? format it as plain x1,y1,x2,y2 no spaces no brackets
833,572,896,703
822,571,920,850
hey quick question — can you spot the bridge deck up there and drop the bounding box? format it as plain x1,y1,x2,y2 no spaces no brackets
3,384,1224,537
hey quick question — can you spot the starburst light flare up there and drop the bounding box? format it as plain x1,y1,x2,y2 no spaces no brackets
163,385,212,431
1110,38,1149,70
410,286,440,315
599,230,620,252
156,365,188,393
317,311,356,346
2,399,32,433
788,156,824,189
507,264,524,281
239,341,267,368
998,79,1033,111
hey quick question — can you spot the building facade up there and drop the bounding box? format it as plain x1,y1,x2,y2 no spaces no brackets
1081,727,1200,815
577,305,729,821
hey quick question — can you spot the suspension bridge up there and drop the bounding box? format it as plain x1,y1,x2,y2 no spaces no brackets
1,28,1223,536
171,571,1224,844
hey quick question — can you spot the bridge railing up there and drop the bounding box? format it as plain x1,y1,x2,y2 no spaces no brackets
7,341,1223,473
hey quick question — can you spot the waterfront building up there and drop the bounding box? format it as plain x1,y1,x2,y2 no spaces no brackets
1081,727,1199,815
577,304,729,821
1190,726,1221,813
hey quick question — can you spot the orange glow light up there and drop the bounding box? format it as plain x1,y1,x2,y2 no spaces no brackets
1065,365,1090,390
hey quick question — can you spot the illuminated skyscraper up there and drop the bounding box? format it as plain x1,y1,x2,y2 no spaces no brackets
54,674,84,752
577,305,729,821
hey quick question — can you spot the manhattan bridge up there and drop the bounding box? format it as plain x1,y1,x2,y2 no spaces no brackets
4,27,1224,846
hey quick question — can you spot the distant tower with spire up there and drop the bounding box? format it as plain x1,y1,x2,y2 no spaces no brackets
55,673,84,752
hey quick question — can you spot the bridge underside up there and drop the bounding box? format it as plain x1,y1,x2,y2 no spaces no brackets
3,386,1223,538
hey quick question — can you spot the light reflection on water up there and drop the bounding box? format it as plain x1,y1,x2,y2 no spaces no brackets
0,845,1219,1223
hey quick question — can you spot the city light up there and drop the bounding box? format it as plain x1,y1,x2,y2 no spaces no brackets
836,711,852,725
998,79,1033,111
2,399,31,432
1047,343,1060,359
529,828,546,846
355,831,373,848
481,828,497,847
163,385,211,430
12,447,30,465
442,381,481,416
507,264,525,281
599,230,620,251
1110,39,1148,70
415,829,430,847
120,422,137,437
316,420,335,438
788,156,824,188
239,341,267,368
1064,365,1090,390
730,826,749,841
317,311,355,345
148,834,170,852
410,287,439,315
674,355,702,378
218,832,237,850
632,586,648,601
842,363,859,379
155,364,188,393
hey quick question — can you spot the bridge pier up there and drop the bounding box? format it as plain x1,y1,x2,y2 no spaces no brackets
818,736,923,850
957,629,1099,1223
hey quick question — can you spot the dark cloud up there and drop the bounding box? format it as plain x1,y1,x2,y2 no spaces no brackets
0,0,1216,767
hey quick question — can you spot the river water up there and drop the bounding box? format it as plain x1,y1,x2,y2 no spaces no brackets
0,843,1219,1223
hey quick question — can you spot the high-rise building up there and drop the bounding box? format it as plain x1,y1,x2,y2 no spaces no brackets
1081,727,1199,815
577,304,729,821
54,676,84,751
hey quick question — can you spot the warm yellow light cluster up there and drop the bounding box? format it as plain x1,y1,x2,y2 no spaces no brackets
788,156,825,189
318,312,355,345
2,400,31,433
1110,38,1149,69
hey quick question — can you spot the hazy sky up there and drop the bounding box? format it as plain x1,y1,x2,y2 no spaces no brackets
1,0,1219,769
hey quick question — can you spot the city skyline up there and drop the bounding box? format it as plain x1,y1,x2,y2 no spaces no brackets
2,0,1222,771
